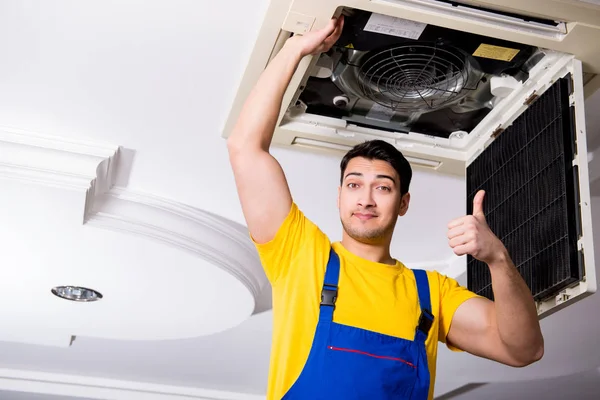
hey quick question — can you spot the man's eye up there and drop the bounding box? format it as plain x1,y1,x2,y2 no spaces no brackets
347,183,359,188
378,186,391,191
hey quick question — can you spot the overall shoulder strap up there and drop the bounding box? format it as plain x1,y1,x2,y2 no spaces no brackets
319,248,340,322
413,269,434,342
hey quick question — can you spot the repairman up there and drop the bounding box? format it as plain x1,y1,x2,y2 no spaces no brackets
227,16,544,400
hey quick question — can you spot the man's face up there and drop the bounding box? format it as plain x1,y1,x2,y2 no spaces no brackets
338,157,410,244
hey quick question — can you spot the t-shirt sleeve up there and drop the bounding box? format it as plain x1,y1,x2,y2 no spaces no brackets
251,202,322,284
437,273,482,351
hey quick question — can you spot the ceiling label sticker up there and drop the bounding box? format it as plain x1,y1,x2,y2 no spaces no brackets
363,13,427,40
473,43,521,62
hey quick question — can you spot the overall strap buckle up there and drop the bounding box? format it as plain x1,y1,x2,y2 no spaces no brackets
320,284,338,307
417,308,434,336
413,269,434,340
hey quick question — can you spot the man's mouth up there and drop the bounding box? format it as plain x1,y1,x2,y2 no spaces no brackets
353,213,377,221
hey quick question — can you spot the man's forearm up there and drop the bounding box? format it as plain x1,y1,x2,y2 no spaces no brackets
489,251,544,364
228,43,303,152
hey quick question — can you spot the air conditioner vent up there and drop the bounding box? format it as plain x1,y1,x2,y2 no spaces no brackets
356,43,477,113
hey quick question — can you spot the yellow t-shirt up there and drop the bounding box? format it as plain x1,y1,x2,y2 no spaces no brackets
254,203,479,400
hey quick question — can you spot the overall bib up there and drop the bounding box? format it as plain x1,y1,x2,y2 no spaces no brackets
282,248,433,399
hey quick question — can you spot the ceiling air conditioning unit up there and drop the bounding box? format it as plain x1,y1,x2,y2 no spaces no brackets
223,0,598,318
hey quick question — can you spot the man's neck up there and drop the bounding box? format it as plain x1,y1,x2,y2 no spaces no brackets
340,233,395,265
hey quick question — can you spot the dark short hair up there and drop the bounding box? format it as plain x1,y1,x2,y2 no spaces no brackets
340,140,412,195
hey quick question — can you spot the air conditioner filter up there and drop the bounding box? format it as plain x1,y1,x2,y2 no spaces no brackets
466,75,583,301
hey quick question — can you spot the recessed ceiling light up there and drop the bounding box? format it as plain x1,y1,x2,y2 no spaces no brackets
51,286,103,302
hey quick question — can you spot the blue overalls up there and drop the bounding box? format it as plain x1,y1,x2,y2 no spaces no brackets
282,248,433,399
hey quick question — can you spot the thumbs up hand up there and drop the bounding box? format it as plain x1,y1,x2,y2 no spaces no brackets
447,190,508,265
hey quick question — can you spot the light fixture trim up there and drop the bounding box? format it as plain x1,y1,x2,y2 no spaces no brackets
51,286,103,302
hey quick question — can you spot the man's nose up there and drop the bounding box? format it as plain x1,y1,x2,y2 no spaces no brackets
357,188,375,208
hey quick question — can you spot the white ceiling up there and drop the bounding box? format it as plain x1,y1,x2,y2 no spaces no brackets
0,0,599,399
0,392,95,400
443,367,600,400
2,367,600,400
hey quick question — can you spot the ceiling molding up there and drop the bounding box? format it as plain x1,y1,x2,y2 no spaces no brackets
0,126,120,221
0,369,264,400
439,255,467,280
434,383,488,400
0,126,268,314
87,187,267,305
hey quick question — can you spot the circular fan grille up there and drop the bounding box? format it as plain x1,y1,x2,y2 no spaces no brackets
357,43,472,113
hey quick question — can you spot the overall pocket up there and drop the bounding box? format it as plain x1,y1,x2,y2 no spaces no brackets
323,328,420,399
328,346,417,369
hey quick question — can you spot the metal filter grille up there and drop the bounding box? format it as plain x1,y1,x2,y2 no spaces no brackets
357,44,474,113
466,76,583,301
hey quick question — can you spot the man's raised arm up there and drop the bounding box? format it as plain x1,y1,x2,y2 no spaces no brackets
227,17,344,244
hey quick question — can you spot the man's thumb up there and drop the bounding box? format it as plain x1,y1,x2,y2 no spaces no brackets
473,190,486,220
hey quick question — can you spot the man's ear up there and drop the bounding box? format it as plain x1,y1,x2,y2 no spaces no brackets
337,186,341,209
398,192,411,217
